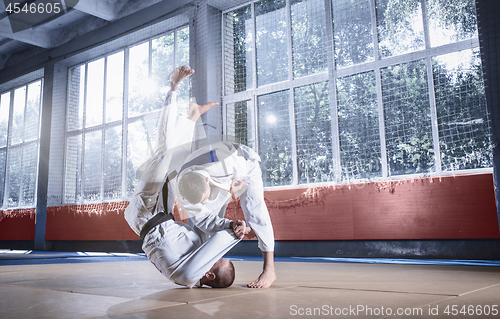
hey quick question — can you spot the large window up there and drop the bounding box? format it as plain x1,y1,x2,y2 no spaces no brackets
0,80,42,208
223,0,490,186
64,26,189,204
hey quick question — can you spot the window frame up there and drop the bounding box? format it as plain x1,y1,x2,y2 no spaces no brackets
0,78,44,209
222,0,489,189
63,25,190,204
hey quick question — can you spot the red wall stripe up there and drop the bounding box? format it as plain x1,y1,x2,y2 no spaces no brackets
226,173,500,240
0,209,36,241
2,174,499,242
45,201,188,241
45,202,137,241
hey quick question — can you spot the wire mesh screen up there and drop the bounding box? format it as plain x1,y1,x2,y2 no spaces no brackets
337,71,382,181
50,0,494,205
86,58,105,128
67,65,84,131
427,0,478,47
0,80,41,209
294,81,333,183
175,28,191,111
128,42,150,117
224,5,253,94
291,0,328,78
20,143,38,207
25,82,41,141
258,90,293,186
381,59,435,176
128,31,191,117
12,87,26,145
64,26,189,204
7,144,39,207
0,150,5,205
256,0,289,86
226,100,254,147
224,0,490,187
83,130,102,202
0,93,7,205
64,135,82,203
152,28,191,114
104,126,122,201
7,147,22,208
332,0,373,68
126,117,158,198
152,33,175,111
434,48,491,170
105,51,124,123
376,0,425,58
0,93,10,147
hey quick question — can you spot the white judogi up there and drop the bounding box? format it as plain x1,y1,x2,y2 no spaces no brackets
124,90,239,288
176,142,275,252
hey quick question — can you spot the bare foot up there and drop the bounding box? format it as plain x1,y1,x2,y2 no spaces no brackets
188,101,219,122
247,268,276,288
170,65,194,91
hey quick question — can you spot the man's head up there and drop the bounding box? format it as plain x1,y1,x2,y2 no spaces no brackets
200,258,235,288
178,171,210,204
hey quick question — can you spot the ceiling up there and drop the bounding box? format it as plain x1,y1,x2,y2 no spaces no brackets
0,0,248,73
0,0,169,70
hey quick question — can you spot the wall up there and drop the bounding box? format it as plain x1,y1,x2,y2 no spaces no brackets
0,209,36,241
2,173,497,244
228,173,499,240
476,0,500,232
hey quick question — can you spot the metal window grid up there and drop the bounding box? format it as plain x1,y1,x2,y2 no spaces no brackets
63,25,190,205
0,79,43,209
222,0,490,189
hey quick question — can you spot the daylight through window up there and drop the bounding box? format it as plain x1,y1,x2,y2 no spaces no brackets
223,0,490,187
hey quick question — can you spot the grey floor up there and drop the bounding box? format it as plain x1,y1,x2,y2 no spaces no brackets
1,251,499,318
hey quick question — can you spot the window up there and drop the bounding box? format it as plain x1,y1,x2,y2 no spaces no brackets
258,90,293,186
0,80,43,209
64,26,189,204
223,0,490,187
337,72,380,180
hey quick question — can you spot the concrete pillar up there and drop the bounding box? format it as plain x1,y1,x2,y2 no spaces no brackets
34,64,54,251
191,1,223,138
476,0,500,233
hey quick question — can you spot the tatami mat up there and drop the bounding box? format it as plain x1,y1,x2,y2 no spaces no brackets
0,251,499,318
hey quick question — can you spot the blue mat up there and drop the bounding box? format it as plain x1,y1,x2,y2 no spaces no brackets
0,250,147,266
226,255,500,267
1,250,499,267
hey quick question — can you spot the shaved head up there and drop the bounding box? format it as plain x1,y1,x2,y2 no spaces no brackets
207,258,235,288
